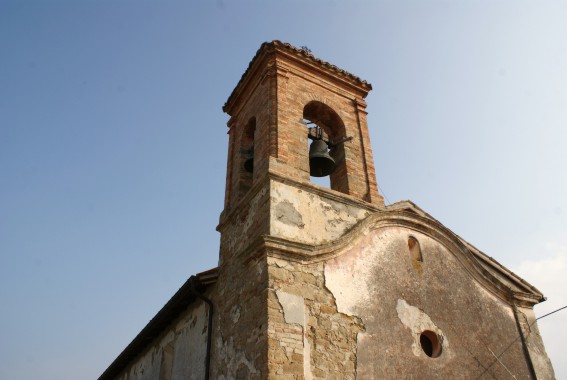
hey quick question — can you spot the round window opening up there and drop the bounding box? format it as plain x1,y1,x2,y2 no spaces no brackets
420,330,442,358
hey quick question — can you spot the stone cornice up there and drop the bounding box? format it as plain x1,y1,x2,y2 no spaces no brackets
217,174,546,308
270,171,382,212
512,291,546,309
217,171,382,232
259,204,545,308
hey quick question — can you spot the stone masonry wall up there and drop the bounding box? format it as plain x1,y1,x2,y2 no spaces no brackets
215,180,272,379
115,301,209,380
267,257,364,380
212,247,269,379
218,180,271,265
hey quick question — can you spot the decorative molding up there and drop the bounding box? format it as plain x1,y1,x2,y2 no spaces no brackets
224,40,372,114
260,205,545,308
352,97,367,109
512,291,545,308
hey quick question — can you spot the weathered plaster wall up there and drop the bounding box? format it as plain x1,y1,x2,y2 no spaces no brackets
270,180,370,245
115,301,208,380
515,305,555,379
264,219,555,379
217,174,374,380
324,227,535,379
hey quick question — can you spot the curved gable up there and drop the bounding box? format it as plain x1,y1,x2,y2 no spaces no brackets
265,201,545,307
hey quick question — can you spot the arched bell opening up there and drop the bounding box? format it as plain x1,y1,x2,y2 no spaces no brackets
238,117,256,198
303,101,348,194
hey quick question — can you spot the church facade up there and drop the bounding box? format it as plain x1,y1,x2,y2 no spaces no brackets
99,41,555,380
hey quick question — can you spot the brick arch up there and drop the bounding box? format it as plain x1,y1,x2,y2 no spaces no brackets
237,117,256,199
303,100,345,139
303,101,348,194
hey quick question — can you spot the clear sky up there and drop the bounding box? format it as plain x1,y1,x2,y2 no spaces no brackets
1,1,566,379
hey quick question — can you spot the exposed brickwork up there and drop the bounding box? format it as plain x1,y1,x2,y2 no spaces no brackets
222,42,384,208
223,73,273,210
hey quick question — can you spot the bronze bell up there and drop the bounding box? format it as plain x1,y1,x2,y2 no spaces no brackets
309,139,336,177
244,146,254,173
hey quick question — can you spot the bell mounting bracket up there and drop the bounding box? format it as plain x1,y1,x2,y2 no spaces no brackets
307,124,352,148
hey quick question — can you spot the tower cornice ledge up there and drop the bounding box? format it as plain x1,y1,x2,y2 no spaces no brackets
223,40,372,116
217,171,383,233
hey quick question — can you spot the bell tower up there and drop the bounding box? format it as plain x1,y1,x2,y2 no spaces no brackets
221,41,383,212
213,41,385,378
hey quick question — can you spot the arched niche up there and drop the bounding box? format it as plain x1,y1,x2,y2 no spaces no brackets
238,117,256,198
303,101,348,195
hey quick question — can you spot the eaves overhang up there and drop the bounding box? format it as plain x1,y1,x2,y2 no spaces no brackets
98,267,218,380
223,40,372,115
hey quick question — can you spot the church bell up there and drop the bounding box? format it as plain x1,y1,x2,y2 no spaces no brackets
244,146,254,173
309,139,336,177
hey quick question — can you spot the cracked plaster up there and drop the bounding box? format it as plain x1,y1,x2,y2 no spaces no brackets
270,181,369,245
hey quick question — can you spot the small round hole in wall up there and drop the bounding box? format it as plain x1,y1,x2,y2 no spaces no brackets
420,330,442,358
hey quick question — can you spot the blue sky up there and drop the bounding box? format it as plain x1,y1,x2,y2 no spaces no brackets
1,1,566,379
